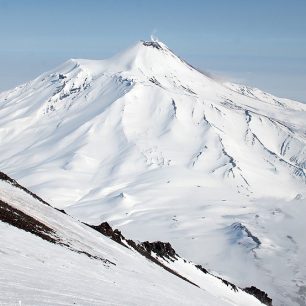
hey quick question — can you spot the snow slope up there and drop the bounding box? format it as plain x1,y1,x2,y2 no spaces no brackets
0,39,305,305
0,173,266,306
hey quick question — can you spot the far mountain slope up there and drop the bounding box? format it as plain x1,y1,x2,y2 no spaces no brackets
0,40,304,205
0,40,305,305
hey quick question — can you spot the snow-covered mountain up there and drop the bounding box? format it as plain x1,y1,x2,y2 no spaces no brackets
0,171,269,305
0,40,305,305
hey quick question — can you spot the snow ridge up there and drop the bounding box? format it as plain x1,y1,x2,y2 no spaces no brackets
0,172,268,305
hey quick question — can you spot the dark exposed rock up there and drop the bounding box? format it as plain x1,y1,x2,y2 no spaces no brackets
0,172,114,265
195,264,209,274
230,222,261,248
217,277,238,292
0,171,15,183
196,262,238,292
0,200,115,265
181,85,196,95
87,221,126,247
59,92,70,100
245,110,252,124
221,147,237,168
59,74,66,80
70,87,81,93
0,171,50,206
244,286,273,306
142,41,163,50
116,76,133,87
140,241,177,260
87,220,272,303
3,202,114,264
0,171,272,302
0,199,114,263
125,239,198,287
0,199,57,243
88,222,198,286
55,208,67,214
171,99,177,117
149,77,162,87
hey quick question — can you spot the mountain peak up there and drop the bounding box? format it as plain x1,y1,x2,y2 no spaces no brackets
141,40,165,50
112,39,174,64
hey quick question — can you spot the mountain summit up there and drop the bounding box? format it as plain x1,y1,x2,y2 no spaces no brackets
0,40,304,201
0,40,305,305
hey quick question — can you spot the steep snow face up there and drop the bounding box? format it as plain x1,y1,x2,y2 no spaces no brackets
0,174,265,306
0,40,306,305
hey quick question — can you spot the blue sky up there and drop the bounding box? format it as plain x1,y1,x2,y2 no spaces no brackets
1,0,305,102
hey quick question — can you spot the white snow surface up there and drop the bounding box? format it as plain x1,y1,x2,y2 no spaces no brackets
0,39,306,305
0,178,263,306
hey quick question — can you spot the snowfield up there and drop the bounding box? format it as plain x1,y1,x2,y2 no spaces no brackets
0,174,266,306
0,39,305,305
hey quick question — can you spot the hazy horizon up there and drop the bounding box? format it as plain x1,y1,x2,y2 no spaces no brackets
1,0,305,103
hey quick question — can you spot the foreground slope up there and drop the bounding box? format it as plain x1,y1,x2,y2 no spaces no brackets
0,40,305,305
0,172,267,306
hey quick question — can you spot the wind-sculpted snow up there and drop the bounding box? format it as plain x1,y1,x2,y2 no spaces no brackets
0,39,305,305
